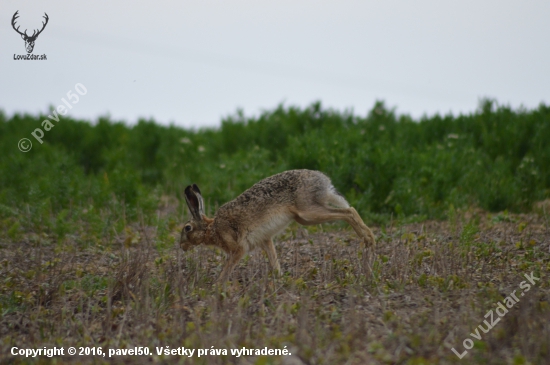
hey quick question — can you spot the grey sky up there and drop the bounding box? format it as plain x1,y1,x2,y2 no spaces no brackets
1,1,549,128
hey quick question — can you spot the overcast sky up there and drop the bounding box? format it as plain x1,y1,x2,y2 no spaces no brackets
1,1,549,128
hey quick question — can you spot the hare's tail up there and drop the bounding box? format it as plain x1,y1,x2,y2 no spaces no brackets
326,185,350,208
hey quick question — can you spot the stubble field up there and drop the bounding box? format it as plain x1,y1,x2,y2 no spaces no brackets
2,207,549,364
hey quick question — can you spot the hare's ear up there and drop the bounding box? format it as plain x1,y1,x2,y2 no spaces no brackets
191,184,205,216
184,185,201,221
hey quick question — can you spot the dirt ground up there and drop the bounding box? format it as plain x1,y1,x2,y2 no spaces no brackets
1,211,549,364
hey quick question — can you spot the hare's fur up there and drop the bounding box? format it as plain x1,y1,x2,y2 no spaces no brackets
180,169,375,283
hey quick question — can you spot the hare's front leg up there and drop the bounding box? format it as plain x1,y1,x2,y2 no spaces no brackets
216,248,244,283
261,238,281,276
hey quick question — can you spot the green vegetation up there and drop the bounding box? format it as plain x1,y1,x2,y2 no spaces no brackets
1,100,549,230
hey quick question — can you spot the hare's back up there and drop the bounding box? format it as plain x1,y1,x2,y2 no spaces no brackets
218,170,332,216
240,169,330,205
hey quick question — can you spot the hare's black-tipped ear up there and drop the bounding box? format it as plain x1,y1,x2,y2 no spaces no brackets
191,184,205,216
191,184,201,195
184,185,201,220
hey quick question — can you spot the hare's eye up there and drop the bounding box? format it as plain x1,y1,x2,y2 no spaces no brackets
185,225,192,233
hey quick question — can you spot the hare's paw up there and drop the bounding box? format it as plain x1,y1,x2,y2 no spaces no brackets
362,230,376,248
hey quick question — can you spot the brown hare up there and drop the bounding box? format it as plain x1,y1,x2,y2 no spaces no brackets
180,169,375,283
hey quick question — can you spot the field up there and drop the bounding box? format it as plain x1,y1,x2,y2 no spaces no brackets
1,101,549,364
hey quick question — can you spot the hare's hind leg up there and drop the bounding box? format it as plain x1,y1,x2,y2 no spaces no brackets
261,238,281,275
292,206,375,247
347,207,376,246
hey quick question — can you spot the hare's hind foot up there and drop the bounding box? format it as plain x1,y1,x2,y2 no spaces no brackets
361,226,376,247
349,207,376,247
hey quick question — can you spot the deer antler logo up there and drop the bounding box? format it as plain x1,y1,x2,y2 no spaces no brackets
12,10,49,54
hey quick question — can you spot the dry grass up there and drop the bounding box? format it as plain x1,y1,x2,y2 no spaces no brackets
1,210,549,364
